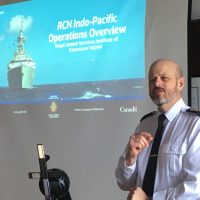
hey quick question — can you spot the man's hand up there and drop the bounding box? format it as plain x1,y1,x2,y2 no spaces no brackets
126,132,153,166
127,187,149,200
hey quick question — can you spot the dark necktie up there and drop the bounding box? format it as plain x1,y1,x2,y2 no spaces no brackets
142,113,166,197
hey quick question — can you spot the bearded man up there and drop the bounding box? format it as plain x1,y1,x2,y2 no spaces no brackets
115,59,200,200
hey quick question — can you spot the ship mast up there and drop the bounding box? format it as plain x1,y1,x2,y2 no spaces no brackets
14,21,26,61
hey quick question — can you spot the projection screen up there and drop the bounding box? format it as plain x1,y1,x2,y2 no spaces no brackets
0,0,188,200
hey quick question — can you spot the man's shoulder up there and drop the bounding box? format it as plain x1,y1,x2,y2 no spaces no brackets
140,111,158,121
185,108,200,117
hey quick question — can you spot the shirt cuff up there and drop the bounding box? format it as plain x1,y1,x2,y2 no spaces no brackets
122,158,136,174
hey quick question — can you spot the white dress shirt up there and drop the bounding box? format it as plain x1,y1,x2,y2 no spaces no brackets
115,98,200,199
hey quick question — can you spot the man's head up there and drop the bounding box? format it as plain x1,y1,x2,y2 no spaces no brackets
148,59,184,112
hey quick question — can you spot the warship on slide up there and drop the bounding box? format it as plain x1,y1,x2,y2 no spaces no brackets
7,27,35,89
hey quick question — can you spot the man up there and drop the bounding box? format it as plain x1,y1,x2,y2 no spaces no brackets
115,59,200,199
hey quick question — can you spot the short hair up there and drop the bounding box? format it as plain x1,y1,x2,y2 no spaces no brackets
149,59,183,79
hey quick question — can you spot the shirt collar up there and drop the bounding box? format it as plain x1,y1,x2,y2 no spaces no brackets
164,98,186,122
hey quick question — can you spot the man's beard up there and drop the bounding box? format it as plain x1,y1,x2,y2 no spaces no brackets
151,96,168,106
150,91,178,107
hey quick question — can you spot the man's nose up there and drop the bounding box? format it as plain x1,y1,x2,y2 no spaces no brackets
154,78,162,87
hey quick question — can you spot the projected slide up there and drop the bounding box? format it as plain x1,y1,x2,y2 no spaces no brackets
0,0,146,104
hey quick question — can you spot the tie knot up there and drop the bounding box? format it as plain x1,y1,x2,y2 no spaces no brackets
158,113,166,124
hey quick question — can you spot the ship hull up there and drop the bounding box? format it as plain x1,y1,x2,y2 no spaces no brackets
8,65,35,89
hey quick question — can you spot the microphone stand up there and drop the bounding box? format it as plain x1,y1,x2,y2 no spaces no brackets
37,144,52,200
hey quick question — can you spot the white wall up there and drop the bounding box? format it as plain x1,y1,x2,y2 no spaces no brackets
146,0,188,105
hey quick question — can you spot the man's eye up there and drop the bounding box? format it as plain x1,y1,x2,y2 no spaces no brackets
149,78,156,82
161,77,169,81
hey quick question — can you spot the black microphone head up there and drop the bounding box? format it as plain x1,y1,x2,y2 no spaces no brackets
39,168,70,199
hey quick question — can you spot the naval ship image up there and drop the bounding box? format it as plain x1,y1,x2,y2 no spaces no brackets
0,24,145,103
7,27,35,89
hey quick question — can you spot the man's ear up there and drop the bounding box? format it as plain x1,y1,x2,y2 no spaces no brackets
178,77,184,91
